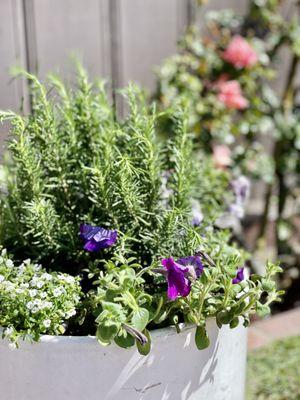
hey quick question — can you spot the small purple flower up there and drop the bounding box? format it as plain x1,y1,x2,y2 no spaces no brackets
177,256,204,280
161,255,204,300
191,199,203,227
162,258,191,300
231,176,250,204
229,176,251,220
80,224,117,252
232,267,245,284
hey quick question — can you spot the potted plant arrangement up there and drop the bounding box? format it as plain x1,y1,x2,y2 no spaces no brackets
0,68,282,400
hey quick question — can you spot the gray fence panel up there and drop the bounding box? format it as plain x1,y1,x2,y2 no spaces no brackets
28,0,111,82
0,0,28,148
0,0,297,153
115,0,188,92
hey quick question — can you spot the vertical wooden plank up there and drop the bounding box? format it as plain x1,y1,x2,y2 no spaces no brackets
27,0,111,83
0,0,28,153
115,0,189,92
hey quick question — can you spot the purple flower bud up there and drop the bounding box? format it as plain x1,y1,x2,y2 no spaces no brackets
122,324,148,345
232,267,244,284
80,224,117,252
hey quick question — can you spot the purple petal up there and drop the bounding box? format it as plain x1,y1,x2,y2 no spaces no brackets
177,256,204,278
80,224,117,252
162,258,191,300
232,267,245,284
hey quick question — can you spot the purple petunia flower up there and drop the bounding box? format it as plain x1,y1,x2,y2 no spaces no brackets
161,256,204,300
177,256,204,280
162,258,191,301
80,224,117,252
232,267,245,284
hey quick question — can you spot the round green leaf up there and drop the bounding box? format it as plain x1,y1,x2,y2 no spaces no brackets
114,333,135,348
96,323,118,345
136,329,151,356
195,325,210,350
132,308,149,331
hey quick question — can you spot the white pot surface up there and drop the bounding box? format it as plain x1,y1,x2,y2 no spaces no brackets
0,320,247,400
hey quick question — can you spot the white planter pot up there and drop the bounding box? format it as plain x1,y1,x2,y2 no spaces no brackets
0,320,247,400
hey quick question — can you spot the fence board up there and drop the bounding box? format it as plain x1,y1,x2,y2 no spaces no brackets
28,0,111,83
115,0,188,92
0,0,28,152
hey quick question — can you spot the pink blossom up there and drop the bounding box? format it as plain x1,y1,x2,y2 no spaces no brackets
217,79,249,110
223,35,258,69
212,144,232,169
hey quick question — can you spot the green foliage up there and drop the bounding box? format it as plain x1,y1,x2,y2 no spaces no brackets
247,335,300,400
155,19,274,181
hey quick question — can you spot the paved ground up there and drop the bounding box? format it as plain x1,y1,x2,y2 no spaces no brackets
248,307,300,350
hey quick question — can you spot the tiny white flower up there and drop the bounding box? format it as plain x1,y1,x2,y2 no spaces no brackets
40,292,47,299
43,319,51,328
53,287,64,297
6,259,14,268
42,301,53,309
5,327,14,336
26,301,34,310
2,281,14,290
66,308,76,318
36,280,44,289
0,274,5,283
41,273,52,281
20,283,29,289
30,277,44,288
17,265,26,275
9,342,17,350
58,274,75,284
29,289,38,297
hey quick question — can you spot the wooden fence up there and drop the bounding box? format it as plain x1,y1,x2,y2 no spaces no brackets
1,0,295,149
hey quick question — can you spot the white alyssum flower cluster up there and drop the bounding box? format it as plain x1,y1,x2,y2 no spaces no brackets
0,249,82,344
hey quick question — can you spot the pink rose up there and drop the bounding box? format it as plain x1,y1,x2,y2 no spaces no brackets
217,79,249,110
212,144,232,169
223,35,258,69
